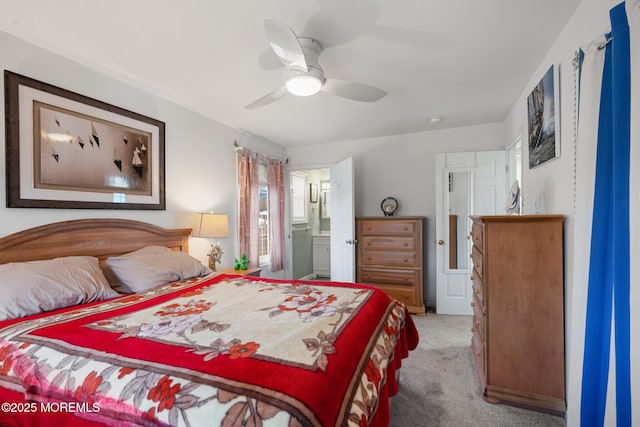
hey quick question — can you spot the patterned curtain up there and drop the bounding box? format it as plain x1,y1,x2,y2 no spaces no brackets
237,148,259,268
267,158,285,271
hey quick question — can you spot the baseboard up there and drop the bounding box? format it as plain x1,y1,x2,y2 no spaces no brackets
299,273,331,281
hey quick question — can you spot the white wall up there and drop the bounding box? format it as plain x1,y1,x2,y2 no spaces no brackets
0,31,285,270
502,0,627,425
288,122,505,306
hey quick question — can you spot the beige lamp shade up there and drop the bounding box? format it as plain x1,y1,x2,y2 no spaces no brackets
192,213,229,238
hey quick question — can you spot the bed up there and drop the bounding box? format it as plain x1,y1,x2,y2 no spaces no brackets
0,219,418,427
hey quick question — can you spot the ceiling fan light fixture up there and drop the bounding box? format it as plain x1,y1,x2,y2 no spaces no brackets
285,74,323,96
246,20,386,108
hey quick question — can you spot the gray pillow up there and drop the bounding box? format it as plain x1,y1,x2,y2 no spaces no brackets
106,246,211,293
0,256,119,321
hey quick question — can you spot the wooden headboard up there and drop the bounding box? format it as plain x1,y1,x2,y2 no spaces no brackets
0,219,191,265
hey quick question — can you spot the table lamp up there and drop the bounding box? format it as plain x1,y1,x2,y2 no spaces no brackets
192,213,229,271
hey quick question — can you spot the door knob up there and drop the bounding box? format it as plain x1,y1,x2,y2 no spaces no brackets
438,240,445,245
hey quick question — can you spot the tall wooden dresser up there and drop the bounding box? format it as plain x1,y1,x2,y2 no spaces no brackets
356,216,426,315
470,215,565,414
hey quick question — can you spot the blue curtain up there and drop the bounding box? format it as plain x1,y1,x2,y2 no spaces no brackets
580,2,632,426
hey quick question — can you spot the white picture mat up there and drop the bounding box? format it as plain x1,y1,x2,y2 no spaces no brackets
18,85,161,205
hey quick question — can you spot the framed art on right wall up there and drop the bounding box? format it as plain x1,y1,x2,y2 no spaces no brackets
527,64,560,168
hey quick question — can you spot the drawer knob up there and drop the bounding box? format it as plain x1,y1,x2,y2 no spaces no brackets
403,242,408,247
403,276,409,281
367,256,372,261
403,227,408,231
366,226,371,231
367,242,372,246
403,258,408,262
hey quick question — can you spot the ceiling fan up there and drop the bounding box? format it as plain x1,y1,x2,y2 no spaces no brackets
245,19,387,110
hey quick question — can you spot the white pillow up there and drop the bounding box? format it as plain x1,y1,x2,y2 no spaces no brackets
0,256,119,321
106,246,211,293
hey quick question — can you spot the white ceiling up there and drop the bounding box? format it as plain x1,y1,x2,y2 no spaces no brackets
0,0,582,147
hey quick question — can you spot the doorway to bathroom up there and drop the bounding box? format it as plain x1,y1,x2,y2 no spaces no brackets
290,168,331,280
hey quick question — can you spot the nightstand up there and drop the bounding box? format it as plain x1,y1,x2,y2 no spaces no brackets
218,267,262,277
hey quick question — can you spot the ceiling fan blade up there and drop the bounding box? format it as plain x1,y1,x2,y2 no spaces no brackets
321,78,387,102
245,86,288,110
264,19,308,71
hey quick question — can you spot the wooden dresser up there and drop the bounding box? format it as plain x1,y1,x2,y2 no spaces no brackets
356,216,426,315
470,215,565,414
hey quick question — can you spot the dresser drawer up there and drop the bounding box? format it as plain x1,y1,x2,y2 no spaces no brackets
359,268,418,287
471,294,485,342
359,220,418,235
360,250,418,267
360,235,417,251
471,270,484,309
471,220,484,250
377,284,419,307
471,328,486,388
471,245,484,278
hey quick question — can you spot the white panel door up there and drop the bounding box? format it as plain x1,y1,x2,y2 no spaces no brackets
329,157,355,282
436,153,474,315
475,151,507,215
436,151,506,315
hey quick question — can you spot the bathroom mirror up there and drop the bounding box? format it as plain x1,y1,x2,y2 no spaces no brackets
320,180,330,219
447,171,471,271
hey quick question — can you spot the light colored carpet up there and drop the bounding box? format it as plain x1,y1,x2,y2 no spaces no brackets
388,314,567,427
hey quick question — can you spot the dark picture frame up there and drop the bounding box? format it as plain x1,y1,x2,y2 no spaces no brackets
309,183,318,203
527,64,560,169
4,70,165,209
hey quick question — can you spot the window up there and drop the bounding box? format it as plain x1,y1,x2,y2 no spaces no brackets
238,149,285,272
290,172,308,223
258,164,269,266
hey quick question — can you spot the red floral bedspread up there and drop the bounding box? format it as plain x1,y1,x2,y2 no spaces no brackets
0,274,418,427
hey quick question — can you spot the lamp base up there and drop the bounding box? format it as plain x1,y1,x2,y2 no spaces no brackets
207,243,224,272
